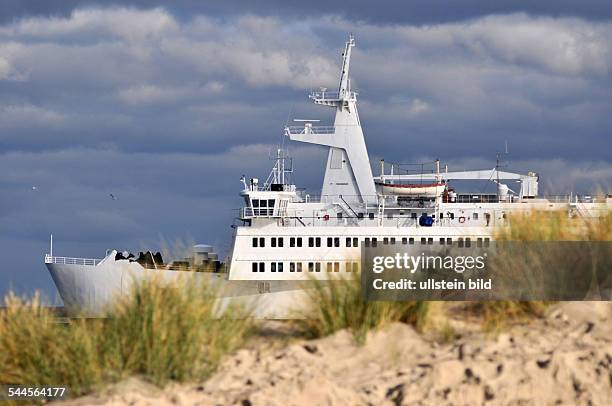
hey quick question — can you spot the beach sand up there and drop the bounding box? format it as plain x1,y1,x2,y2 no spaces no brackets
58,301,611,405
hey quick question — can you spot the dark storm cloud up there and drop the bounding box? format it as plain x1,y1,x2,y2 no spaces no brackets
0,5,611,298
2,1,612,24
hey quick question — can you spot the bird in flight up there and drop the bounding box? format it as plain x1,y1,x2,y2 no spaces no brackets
110,193,118,200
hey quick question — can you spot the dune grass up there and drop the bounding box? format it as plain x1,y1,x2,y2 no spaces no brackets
157,236,197,264
0,293,104,398
98,278,252,385
0,277,252,400
496,209,612,242
295,275,428,344
472,209,611,332
295,211,611,338
294,211,612,339
469,301,549,332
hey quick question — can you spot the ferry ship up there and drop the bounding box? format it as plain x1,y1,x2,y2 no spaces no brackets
45,35,610,317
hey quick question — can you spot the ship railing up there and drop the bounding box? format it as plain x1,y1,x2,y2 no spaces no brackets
290,192,608,205
309,90,358,100
295,193,458,205
458,194,610,204
44,255,102,266
544,194,607,203
241,207,277,218
449,194,605,204
284,126,336,136
235,209,505,228
293,193,379,205
453,194,501,203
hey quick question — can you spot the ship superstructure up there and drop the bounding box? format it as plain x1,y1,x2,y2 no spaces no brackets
225,34,608,283
45,35,610,317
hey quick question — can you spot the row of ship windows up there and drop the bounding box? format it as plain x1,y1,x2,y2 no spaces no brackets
252,236,490,248
252,237,355,248
251,261,360,273
365,236,490,248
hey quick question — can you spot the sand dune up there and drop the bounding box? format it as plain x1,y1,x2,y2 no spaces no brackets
59,302,611,405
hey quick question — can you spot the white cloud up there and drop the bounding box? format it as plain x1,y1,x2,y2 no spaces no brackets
0,43,28,81
0,7,179,41
407,98,430,115
342,13,612,77
3,8,607,98
117,81,226,105
0,8,338,91
157,34,337,90
118,84,190,105
0,104,64,126
474,15,610,76
0,7,609,166
0,56,10,79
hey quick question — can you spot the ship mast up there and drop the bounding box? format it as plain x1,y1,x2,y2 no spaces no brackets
265,147,293,190
338,34,355,106
286,34,377,204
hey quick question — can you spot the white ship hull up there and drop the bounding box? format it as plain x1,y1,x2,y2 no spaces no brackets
46,261,312,318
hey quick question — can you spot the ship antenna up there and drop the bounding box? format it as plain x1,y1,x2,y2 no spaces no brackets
338,33,355,98
496,153,501,201
284,103,295,129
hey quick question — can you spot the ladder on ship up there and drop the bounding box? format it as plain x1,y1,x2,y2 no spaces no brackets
377,195,385,226
336,195,360,225
570,200,593,218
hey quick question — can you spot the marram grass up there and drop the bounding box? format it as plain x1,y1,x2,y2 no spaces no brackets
474,209,612,332
495,209,612,241
98,277,252,385
0,293,104,397
295,275,428,344
469,300,549,333
294,211,612,339
0,277,252,400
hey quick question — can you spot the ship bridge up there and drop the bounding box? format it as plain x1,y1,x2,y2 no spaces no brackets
239,148,298,220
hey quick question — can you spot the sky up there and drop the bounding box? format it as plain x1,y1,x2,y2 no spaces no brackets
1,1,611,301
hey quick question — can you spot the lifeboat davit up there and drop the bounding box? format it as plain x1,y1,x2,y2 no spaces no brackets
376,182,445,197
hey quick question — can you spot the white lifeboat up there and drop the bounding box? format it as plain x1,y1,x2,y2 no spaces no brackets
376,182,445,197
